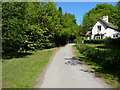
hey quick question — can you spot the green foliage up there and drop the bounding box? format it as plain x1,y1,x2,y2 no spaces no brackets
84,39,105,44
74,37,84,44
116,1,120,30
74,45,120,87
2,2,26,53
76,39,120,69
83,38,120,45
77,39,120,69
82,3,118,33
104,38,120,45
2,2,78,54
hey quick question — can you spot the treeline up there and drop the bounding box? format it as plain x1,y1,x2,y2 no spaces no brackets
82,2,120,33
2,2,120,54
2,2,79,54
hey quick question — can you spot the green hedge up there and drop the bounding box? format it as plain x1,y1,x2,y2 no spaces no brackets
104,38,120,45
84,39,105,44
76,43,120,69
84,38,120,45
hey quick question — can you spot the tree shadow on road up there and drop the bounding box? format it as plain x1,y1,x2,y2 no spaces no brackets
64,56,96,75
64,56,82,66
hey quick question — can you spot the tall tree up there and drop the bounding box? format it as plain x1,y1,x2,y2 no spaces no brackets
2,2,27,53
2,2,79,54
116,1,120,30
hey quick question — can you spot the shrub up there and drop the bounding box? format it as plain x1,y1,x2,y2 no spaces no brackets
74,37,84,44
84,39,105,44
104,38,120,45
84,38,120,45
76,43,120,69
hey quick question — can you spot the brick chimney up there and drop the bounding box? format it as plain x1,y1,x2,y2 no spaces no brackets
103,16,108,23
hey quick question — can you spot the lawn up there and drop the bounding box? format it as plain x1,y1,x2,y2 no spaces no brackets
2,48,57,88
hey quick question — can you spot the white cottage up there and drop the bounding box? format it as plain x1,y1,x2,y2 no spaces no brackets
86,16,120,39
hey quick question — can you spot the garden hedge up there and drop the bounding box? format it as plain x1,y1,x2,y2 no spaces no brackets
76,42,120,69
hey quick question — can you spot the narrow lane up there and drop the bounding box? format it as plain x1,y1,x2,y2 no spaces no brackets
36,43,110,88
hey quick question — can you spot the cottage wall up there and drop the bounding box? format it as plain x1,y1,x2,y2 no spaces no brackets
105,28,120,38
91,20,107,39
88,16,120,39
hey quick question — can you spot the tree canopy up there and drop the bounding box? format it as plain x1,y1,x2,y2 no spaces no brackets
82,3,118,33
2,2,120,54
2,2,78,53
116,1,120,30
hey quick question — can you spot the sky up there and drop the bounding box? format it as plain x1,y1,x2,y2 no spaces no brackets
56,2,117,25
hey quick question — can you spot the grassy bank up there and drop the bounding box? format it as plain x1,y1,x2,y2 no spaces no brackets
73,45,120,88
2,48,57,88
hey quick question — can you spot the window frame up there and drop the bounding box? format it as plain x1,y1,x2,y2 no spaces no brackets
97,25,101,31
113,34,118,38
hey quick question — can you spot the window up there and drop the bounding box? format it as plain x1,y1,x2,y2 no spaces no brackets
113,34,118,38
95,35,104,39
97,26,101,31
96,36,101,39
95,35,101,39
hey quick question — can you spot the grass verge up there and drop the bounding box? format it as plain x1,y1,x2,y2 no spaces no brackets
2,48,57,88
73,45,120,88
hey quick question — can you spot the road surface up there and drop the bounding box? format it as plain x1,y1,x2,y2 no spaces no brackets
35,43,110,88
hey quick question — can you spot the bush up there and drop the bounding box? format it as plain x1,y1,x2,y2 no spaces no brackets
74,37,84,44
104,38,120,45
84,38,120,45
76,43,120,69
84,39,105,44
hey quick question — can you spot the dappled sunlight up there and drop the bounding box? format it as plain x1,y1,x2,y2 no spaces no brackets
64,56,82,66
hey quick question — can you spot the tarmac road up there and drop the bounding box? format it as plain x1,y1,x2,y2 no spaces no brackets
36,43,110,88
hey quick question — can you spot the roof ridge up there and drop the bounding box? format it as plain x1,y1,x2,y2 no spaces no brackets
99,18,116,30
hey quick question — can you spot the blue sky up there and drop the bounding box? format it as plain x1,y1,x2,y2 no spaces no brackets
56,2,117,25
